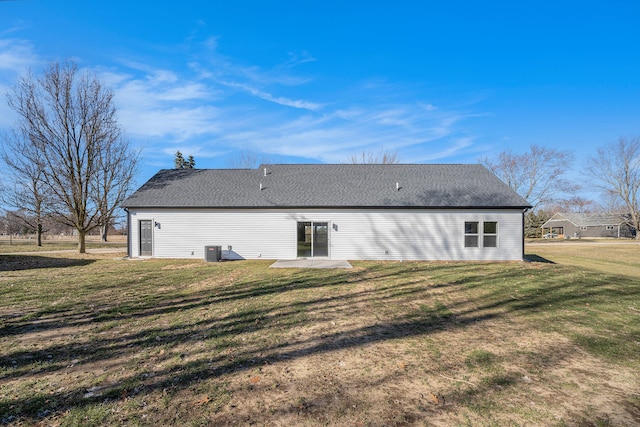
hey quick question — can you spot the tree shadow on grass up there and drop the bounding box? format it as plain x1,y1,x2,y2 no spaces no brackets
2,260,639,425
0,255,95,271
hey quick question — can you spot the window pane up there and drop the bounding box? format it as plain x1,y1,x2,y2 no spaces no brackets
465,222,478,234
465,235,478,248
483,236,497,247
484,221,497,234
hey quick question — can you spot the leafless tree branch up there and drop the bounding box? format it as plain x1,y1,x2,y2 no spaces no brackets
348,149,400,164
479,144,577,210
585,136,640,239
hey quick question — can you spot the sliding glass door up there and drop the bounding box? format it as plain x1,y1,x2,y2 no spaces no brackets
297,221,329,257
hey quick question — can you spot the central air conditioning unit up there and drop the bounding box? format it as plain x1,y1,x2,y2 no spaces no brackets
204,245,222,262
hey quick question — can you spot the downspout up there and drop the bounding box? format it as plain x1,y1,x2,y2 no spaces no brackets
522,208,529,261
124,208,131,258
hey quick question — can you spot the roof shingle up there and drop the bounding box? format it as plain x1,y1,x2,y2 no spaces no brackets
544,213,629,227
122,164,531,209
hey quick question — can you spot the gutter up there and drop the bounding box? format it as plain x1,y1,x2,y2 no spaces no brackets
124,208,130,258
120,205,532,210
523,207,530,261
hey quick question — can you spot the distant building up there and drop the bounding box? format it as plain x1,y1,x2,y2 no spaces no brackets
541,213,635,239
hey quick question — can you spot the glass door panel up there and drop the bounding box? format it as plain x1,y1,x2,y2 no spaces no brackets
313,223,329,257
297,222,312,257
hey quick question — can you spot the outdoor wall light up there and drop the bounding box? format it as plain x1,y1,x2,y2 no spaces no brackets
154,221,161,229
332,223,338,231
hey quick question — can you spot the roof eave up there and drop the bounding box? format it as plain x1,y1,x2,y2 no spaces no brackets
121,204,531,210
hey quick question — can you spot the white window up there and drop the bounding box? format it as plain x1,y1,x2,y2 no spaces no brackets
465,221,498,248
464,222,479,247
483,222,498,247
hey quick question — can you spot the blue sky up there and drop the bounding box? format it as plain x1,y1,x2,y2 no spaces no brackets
1,1,640,187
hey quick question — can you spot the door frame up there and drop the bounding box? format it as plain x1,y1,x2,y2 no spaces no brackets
296,221,330,258
139,219,153,257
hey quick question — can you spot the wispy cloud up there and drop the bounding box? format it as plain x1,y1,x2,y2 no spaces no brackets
220,80,324,110
101,54,479,165
278,51,316,70
97,64,220,143
0,39,41,128
0,23,30,37
0,39,39,73
232,104,475,163
0,36,482,173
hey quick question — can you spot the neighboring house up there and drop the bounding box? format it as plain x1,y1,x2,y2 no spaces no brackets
122,164,531,261
541,212,635,239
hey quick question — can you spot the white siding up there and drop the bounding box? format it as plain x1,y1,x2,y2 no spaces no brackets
127,208,524,261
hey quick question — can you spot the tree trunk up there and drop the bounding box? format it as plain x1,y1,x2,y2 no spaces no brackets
630,212,640,240
36,223,43,247
100,224,108,242
77,229,87,254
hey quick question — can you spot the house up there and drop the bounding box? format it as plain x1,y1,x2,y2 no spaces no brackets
541,212,635,239
122,164,531,261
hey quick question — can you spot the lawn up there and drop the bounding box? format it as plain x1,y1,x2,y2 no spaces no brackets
0,244,639,426
0,237,126,254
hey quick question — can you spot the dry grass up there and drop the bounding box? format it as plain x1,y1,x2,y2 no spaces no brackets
528,239,640,278
0,236,126,254
0,243,639,426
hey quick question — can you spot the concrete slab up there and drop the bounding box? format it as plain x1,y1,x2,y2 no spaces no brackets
270,259,353,269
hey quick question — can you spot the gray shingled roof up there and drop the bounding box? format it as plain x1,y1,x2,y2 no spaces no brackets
544,213,629,227
122,164,531,209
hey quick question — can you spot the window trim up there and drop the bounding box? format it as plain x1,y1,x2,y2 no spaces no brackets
464,220,499,249
483,221,498,248
464,221,479,248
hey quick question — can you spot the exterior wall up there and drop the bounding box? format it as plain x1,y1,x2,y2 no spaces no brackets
543,218,570,238
127,208,525,261
544,220,634,239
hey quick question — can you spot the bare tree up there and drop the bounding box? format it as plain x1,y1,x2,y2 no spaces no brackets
228,150,272,168
91,136,138,242
1,131,51,246
586,136,640,239
348,149,400,164
3,210,31,236
479,144,576,210
547,196,598,214
5,60,138,253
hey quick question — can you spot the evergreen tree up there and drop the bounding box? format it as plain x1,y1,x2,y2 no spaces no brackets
174,151,185,169
174,151,196,169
